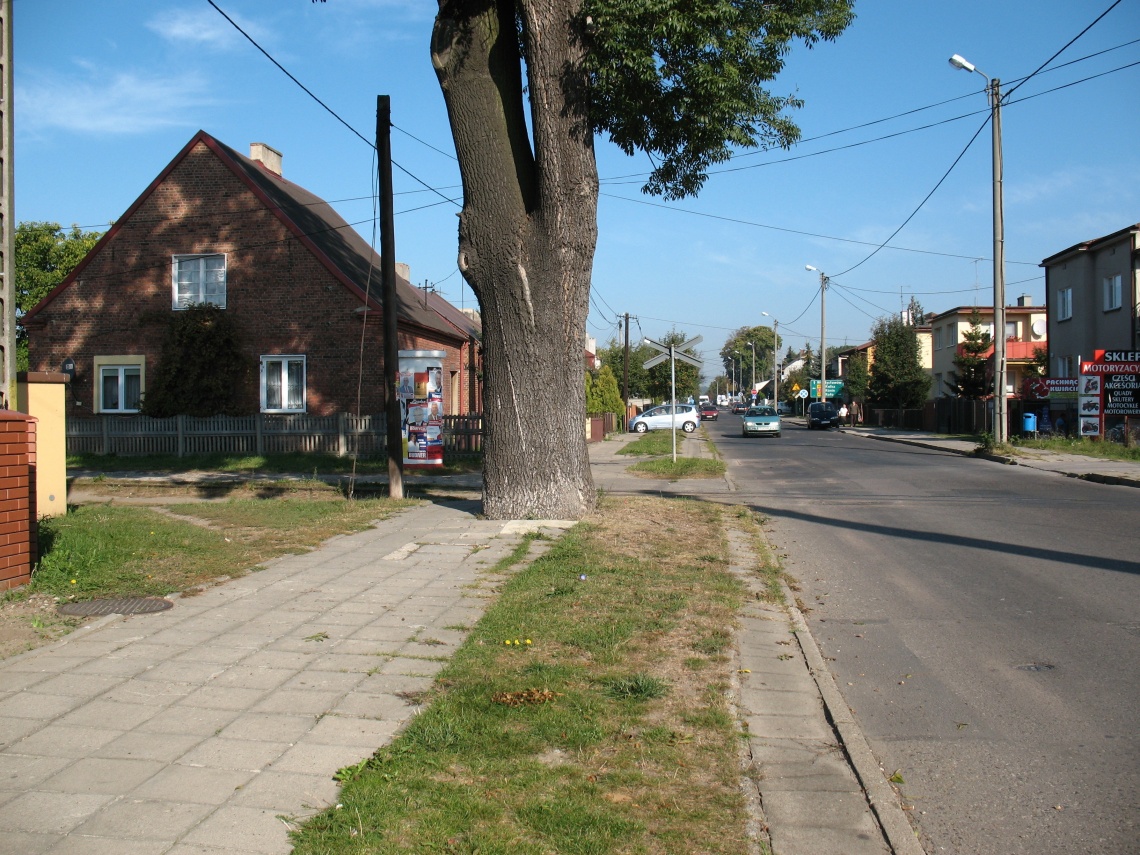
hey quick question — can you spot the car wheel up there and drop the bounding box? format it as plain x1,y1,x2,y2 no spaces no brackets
775,432,781,438
682,421,696,433
634,422,648,433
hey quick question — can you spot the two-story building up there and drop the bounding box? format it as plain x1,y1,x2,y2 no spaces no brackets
928,299,1047,399
1042,222,1139,378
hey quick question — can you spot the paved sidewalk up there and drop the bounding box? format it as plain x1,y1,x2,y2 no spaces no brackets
0,502,570,854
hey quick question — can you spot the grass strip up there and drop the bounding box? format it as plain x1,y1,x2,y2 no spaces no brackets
27,497,415,601
626,457,726,479
617,431,686,456
1010,435,1140,461
291,495,753,855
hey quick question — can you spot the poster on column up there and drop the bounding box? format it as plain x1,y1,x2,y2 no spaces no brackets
398,350,446,468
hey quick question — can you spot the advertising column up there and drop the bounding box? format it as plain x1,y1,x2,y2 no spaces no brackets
398,350,446,469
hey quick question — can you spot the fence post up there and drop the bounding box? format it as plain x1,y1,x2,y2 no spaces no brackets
256,413,264,457
176,414,185,457
101,415,110,455
338,412,347,458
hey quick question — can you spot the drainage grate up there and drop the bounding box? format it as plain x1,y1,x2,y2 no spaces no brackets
1016,663,1055,672
58,597,174,617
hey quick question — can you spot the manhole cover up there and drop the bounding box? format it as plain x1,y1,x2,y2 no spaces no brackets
57,597,174,617
1016,663,1055,672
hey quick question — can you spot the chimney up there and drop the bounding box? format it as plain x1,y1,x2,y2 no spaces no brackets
1017,294,1033,307
249,142,282,176
395,263,411,282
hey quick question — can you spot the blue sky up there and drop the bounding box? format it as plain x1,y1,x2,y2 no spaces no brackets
15,0,1140,379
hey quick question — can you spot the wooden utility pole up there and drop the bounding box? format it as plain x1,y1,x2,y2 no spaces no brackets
622,313,630,417
377,96,403,499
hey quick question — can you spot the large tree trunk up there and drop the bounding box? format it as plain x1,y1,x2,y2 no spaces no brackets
432,0,597,519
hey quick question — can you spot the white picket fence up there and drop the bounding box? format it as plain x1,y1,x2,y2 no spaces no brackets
67,413,484,458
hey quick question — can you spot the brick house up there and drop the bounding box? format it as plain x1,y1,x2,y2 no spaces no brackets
23,130,478,419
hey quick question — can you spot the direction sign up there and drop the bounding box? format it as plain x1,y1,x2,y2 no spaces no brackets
810,379,845,398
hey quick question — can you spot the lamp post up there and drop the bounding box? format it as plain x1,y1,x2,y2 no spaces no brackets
805,266,828,402
747,342,756,402
761,312,779,405
733,351,741,402
950,53,1007,445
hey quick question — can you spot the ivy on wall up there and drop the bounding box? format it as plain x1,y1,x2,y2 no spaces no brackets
141,304,250,417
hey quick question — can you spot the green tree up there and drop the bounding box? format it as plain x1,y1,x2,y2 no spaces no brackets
720,325,778,398
426,0,854,518
646,329,701,403
585,363,624,419
867,315,931,409
945,309,991,399
141,305,250,417
15,221,103,369
844,351,869,410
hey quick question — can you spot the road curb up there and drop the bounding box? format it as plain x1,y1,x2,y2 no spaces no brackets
780,579,927,855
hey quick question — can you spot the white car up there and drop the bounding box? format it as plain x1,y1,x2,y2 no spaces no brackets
629,404,700,434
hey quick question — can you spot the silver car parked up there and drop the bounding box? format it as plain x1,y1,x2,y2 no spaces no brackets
629,403,700,434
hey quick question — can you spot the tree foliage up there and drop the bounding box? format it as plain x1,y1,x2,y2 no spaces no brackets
141,305,250,418
585,0,855,199
945,309,991,399
720,324,778,397
867,315,930,409
843,351,869,405
646,329,701,403
585,364,625,417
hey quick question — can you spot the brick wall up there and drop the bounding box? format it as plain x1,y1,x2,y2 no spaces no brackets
27,141,468,419
0,414,36,590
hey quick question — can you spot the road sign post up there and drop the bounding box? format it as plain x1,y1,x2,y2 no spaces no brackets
643,335,703,462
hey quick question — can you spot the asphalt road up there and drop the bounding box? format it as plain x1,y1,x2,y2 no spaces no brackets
712,418,1140,855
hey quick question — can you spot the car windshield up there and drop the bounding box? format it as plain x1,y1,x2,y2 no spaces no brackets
747,407,777,416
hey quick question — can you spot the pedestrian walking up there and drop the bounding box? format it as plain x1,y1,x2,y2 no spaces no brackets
838,403,849,426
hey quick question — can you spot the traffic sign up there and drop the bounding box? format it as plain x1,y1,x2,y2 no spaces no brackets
643,335,703,369
810,379,845,398
797,389,808,399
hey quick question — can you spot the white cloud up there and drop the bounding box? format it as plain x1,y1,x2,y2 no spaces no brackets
18,69,218,136
146,7,269,50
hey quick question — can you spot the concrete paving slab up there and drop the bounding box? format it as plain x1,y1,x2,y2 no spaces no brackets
7,725,123,758
215,713,317,744
130,764,257,805
134,705,239,737
38,757,166,794
0,753,72,790
0,790,115,833
71,798,214,841
93,731,202,763
40,835,170,855
176,737,293,772
228,770,338,813
302,715,399,748
180,804,302,854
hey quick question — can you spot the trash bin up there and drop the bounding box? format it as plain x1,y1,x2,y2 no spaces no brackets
1022,413,1037,436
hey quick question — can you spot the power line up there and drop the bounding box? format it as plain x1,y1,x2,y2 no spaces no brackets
599,192,1040,266
1004,0,1125,99
207,0,460,209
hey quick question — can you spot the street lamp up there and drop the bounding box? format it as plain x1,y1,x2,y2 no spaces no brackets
805,265,828,402
950,53,1007,444
747,342,756,402
733,350,741,401
761,312,780,404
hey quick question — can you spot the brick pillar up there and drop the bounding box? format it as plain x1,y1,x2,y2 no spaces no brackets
0,413,36,590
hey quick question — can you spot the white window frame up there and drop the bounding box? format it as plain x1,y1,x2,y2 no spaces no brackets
1057,288,1073,321
1103,274,1122,311
1055,355,1074,378
172,253,227,309
934,327,943,350
260,355,307,413
94,355,145,413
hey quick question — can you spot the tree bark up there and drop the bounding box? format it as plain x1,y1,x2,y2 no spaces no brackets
432,0,597,519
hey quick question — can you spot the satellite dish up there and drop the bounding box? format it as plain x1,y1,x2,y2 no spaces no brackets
1031,320,1046,337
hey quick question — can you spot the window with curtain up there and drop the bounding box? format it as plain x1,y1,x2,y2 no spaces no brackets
100,366,142,412
261,356,306,413
173,254,227,308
